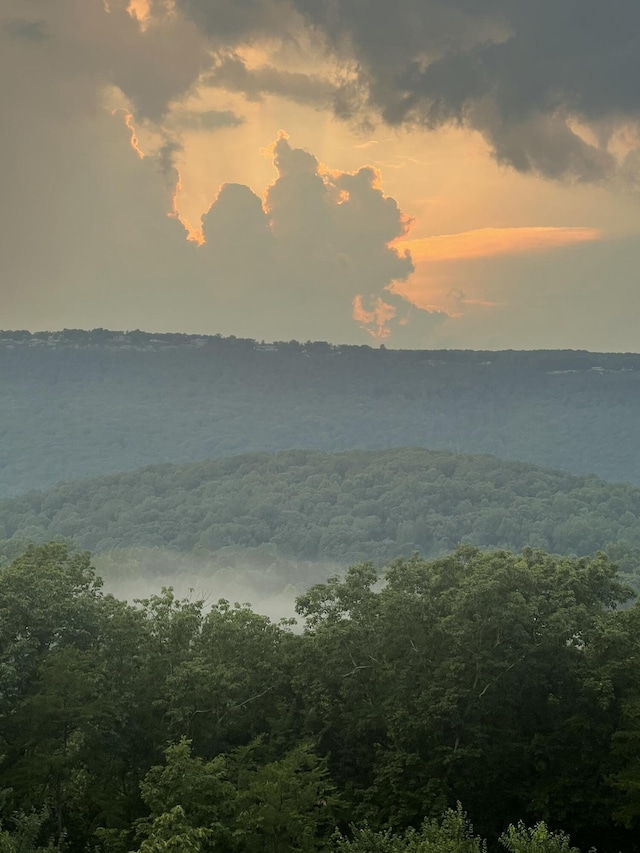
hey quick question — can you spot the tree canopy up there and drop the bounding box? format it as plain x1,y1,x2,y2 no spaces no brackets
3,449,640,587
2,543,640,851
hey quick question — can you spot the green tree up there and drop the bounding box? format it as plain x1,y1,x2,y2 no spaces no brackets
0,811,61,853
133,806,214,853
133,739,234,852
500,822,580,853
332,804,486,852
161,600,295,757
233,743,340,853
0,545,107,844
295,548,630,837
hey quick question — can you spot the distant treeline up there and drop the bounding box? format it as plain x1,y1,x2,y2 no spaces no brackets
3,448,640,585
3,331,640,495
3,327,640,364
1,543,639,852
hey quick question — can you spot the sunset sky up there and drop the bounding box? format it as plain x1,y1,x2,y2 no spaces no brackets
2,0,640,349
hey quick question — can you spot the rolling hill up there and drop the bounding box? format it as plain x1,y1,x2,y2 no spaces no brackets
2,447,640,585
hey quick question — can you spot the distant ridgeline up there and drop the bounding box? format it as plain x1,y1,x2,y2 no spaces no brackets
2,328,640,495
2,448,640,586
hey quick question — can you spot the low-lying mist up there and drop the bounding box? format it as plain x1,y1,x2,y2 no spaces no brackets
93,545,346,623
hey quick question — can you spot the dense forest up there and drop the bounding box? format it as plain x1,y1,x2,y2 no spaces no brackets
1,543,639,852
3,448,640,588
3,330,640,496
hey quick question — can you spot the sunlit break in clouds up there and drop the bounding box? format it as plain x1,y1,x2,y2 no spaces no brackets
2,0,640,348
126,0,151,29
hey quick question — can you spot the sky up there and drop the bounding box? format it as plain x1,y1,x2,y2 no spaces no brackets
2,0,640,350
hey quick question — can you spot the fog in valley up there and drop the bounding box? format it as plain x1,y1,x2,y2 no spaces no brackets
94,548,344,624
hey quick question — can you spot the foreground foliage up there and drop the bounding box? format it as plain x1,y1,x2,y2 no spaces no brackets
1,544,640,851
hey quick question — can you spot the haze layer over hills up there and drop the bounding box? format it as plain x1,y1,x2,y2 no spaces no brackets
2,329,640,496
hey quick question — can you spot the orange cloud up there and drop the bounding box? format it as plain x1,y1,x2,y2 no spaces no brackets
112,109,145,159
127,0,151,29
168,170,204,245
353,295,397,339
395,226,602,262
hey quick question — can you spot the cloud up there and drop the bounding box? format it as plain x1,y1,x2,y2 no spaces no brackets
3,0,638,351
285,0,640,182
0,0,443,345
200,182,275,288
174,0,294,42
470,105,617,183
4,19,49,41
414,234,640,351
157,138,183,183
172,108,245,131
0,0,216,325
7,0,640,188
0,0,211,122
205,55,338,108
353,296,397,339
192,132,441,342
397,226,602,262
9,0,639,188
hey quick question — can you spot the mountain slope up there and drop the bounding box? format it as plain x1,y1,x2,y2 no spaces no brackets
2,336,640,495
2,448,640,580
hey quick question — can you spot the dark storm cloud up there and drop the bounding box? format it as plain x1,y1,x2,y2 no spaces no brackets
280,0,640,182
7,0,639,184
174,0,294,41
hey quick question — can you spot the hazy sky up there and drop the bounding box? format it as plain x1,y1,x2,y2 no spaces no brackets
2,0,640,349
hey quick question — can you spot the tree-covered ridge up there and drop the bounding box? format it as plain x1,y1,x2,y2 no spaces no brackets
3,448,640,579
1,543,640,851
3,335,640,496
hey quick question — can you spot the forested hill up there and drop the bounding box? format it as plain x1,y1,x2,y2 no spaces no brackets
3,330,640,495
3,448,640,580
